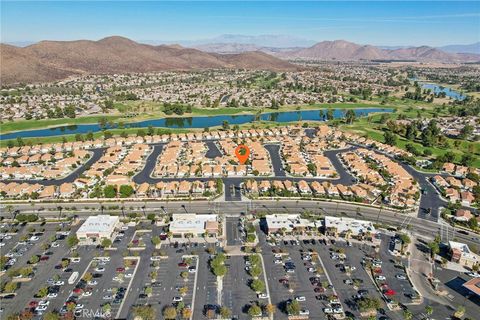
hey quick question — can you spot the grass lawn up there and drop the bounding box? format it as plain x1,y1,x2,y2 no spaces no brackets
1,102,396,134
1,115,124,133
0,127,193,148
342,118,480,168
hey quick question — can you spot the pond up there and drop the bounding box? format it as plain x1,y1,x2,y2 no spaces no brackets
1,108,393,140
419,83,466,101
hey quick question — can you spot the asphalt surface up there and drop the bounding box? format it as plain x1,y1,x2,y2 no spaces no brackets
3,199,479,249
1,140,456,225
2,148,105,186
264,144,286,177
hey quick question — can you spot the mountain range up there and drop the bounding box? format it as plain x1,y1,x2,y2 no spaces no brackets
2,36,479,85
275,40,480,62
0,36,298,85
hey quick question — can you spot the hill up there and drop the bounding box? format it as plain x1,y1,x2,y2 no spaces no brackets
277,40,480,62
0,36,299,85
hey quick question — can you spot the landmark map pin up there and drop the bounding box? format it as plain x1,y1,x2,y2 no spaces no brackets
235,145,250,164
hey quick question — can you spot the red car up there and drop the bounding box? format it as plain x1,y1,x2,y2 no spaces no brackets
314,287,325,293
178,262,188,267
28,301,38,307
72,288,83,294
40,256,49,261
116,267,125,272
279,278,289,284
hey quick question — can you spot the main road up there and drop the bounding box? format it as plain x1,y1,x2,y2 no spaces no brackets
2,199,478,249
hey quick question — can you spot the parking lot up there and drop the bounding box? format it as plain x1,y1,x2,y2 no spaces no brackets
222,256,259,318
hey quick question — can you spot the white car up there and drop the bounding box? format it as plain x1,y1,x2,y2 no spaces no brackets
88,280,98,285
295,296,306,302
323,308,333,314
70,257,81,263
103,295,113,300
75,304,84,310
47,293,58,298
150,256,162,261
30,236,40,241
51,242,60,248
466,272,480,278
173,296,183,302
300,310,310,315
274,259,283,264
395,274,407,280
38,300,50,306
0,243,5,247
35,305,48,312
82,291,92,297
54,281,65,286
125,273,133,278
257,293,269,299
375,275,386,281
112,276,122,282
333,307,344,313
95,267,105,272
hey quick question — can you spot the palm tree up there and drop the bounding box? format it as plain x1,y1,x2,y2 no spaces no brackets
6,205,14,220
425,305,433,319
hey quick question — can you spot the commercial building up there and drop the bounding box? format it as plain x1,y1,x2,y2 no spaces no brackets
169,214,219,238
463,278,480,297
76,215,121,244
265,214,317,234
448,241,480,268
324,216,376,239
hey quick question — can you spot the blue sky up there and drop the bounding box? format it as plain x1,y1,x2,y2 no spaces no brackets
1,1,479,46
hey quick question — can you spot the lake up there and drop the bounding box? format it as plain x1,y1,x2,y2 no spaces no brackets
410,78,466,101
420,83,466,101
1,108,393,140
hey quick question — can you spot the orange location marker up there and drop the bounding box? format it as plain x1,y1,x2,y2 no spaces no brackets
235,145,250,164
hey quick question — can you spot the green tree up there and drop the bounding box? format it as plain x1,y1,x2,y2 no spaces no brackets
37,286,49,298
384,131,397,146
66,235,79,248
220,306,232,318
119,185,135,198
133,305,157,320
250,279,265,292
344,109,356,124
249,265,262,278
286,300,301,315
103,185,117,198
248,304,262,317
151,236,161,246
428,241,440,258
4,282,17,293
43,312,61,320
402,309,413,320
101,238,112,248
425,305,433,318
162,306,177,320
29,255,40,264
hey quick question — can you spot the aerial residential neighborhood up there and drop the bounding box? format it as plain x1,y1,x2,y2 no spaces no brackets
1,1,480,320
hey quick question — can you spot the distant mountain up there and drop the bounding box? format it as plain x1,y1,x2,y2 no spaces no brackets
140,34,316,48
193,43,304,55
0,36,299,85
438,42,480,54
201,34,316,47
277,40,480,63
